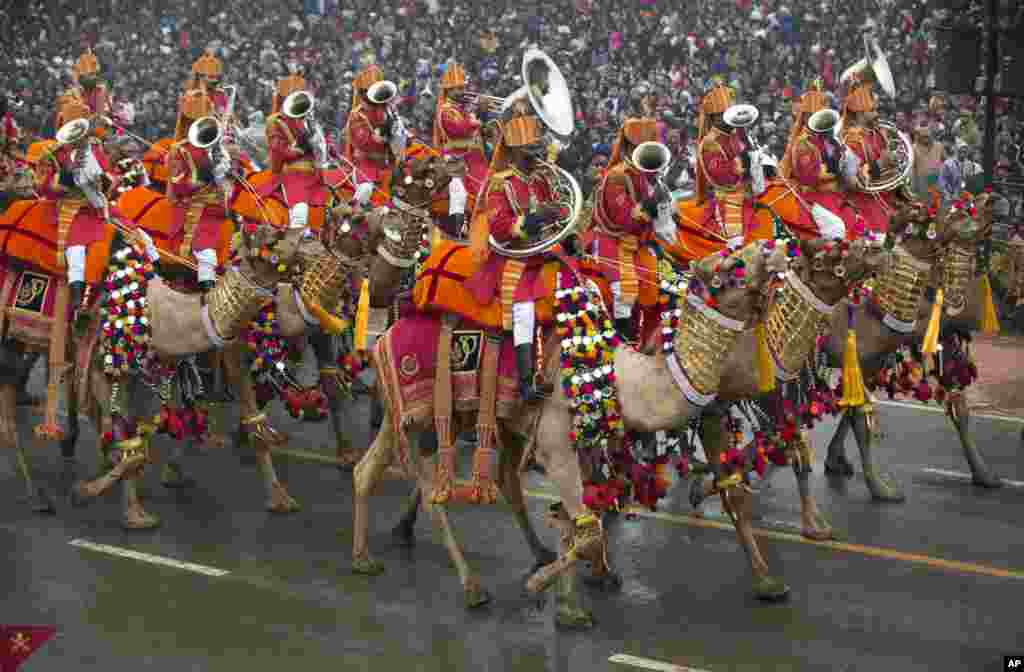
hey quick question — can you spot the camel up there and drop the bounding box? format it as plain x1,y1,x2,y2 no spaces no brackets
349,240,794,626
4,221,309,529
821,192,1002,498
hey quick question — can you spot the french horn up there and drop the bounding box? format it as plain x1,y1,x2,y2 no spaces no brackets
282,90,315,119
188,116,222,149
487,49,582,259
366,81,399,106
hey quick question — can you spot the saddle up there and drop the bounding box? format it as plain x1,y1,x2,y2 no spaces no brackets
0,199,115,283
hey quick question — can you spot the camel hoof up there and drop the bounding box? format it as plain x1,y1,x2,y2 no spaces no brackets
352,556,385,576
391,522,416,547
972,471,1003,488
555,604,595,629
122,511,161,530
29,488,56,515
824,455,855,477
752,575,790,602
161,463,196,489
583,570,623,592
866,473,906,503
464,584,491,609
532,547,558,571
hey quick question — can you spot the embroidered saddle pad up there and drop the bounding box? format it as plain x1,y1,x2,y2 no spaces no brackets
0,199,115,283
116,186,234,266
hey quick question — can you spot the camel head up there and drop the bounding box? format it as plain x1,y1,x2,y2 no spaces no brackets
793,236,890,306
237,221,306,285
322,200,375,260
690,240,791,323
392,152,451,206
942,191,993,246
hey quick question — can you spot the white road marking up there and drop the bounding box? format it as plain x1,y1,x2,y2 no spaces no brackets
874,399,1024,425
609,653,711,671
69,539,230,577
920,468,1024,489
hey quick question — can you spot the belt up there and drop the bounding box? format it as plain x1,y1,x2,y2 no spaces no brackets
800,178,839,193
444,139,478,152
356,150,388,163
283,159,317,173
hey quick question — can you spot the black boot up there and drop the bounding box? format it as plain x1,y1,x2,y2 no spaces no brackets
516,343,542,403
198,280,216,293
69,281,85,312
615,317,634,341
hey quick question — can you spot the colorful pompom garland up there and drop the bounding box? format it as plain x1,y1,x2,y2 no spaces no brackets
872,333,978,404
245,302,328,421
555,273,625,455
99,242,160,381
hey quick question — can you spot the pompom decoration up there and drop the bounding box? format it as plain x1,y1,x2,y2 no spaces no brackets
555,271,625,457
245,302,327,421
98,242,160,382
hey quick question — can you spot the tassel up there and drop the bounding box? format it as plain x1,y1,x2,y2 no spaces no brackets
839,305,865,408
354,278,370,352
979,274,1001,336
468,210,490,266
754,321,776,392
306,299,348,336
921,288,943,355
431,225,442,250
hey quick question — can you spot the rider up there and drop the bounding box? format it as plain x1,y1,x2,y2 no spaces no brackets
263,73,329,233
344,64,405,203
36,100,114,310
588,116,671,339
695,80,766,251
0,95,21,186
433,62,488,193
465,112,564,402
165,88,233,291
55,50,112,137
779,79,850,240
186,50,231,120
838,67,891,233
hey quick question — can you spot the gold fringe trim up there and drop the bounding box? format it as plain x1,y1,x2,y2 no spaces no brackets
500,259,526,332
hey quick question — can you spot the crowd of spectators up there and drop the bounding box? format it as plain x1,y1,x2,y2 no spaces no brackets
1,0,1021,192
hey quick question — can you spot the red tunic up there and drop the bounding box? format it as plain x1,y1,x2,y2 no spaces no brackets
347,103,391,185
437,100,488,193
789,131,855,235
464,169,559,305
841,126,892,233
0,113,19,182
697,126,755,240
260,113,327,207
35,140,112,247
588,162,655,283
166,140,230,251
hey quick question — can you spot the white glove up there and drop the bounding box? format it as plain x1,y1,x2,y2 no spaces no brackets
448,177,468,216
654,199,677,246
355,182,374,206
811,203,847,241
748,149,766,196
389,119,408,159
135,229,160,262
212,155,231,181
75,146,103,186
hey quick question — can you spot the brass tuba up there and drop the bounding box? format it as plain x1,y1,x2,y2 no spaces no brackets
282,90,315,119
366,81,399,106
487,49,582,259
188,116,222,149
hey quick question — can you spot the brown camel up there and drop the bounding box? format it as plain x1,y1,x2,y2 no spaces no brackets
349,241,794,626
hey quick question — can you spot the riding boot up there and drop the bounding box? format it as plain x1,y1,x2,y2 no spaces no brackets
614,317,634,342
69,281,85,313
198,280,216,293
516,343,542,403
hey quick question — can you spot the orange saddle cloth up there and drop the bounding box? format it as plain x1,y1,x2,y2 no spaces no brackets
413,240,561,331
576,231,660,311
664,196,775,265
142,138,174,185
0,199,114,284
116,187,234,267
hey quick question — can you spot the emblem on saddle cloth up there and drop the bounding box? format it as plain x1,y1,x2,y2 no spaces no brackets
450,330,483,373
14,272,50,313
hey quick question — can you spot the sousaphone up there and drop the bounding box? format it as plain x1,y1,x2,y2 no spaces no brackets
488,49,582,259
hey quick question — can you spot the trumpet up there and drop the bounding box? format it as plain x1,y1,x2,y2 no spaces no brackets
454,91,504,112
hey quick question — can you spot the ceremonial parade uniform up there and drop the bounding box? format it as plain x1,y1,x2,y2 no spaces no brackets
35,103,114,300
588,117,661,333
697,124,758,249
781,81,850,239
263,111,328,227
838,77,892,233
434,64,488,194
55,52,111,136
0,107,21,186
344,66,396,201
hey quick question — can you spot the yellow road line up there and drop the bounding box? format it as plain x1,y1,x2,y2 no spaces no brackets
273,448,1024,582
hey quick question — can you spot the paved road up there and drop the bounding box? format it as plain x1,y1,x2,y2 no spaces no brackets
2,388,1023,672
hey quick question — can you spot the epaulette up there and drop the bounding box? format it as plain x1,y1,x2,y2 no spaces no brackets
842,126,865,141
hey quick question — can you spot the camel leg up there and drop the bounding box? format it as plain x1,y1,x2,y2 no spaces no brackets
352,408,404,575
391,431,436,547
824,411,856,477
58,361,81,497
793,461,837,541
848,405,906,502
310,332,358,471
701,412,789,600
551,511,594,629
1,384,55,514
161,440,197,489
496,429,558,572
948,393,1002,488
121,469,160,530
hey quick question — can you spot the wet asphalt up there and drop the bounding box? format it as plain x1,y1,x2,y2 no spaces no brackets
2,373,1024,672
